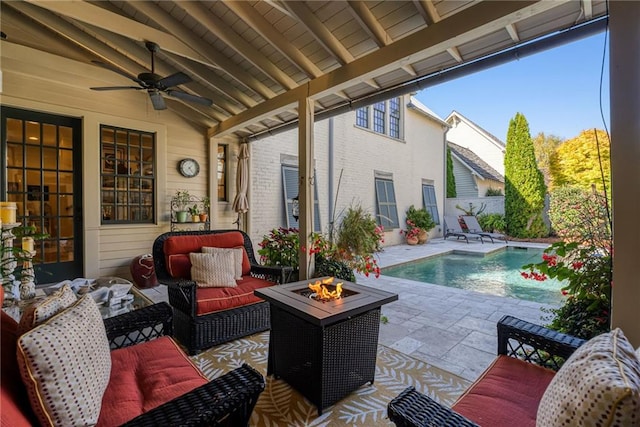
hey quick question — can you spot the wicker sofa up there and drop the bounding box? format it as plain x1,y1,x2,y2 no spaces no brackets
2,296,265,426
389,315,624,427
153,229,292,355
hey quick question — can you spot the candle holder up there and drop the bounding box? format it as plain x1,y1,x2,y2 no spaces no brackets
20,249,37,301
1,222,22,306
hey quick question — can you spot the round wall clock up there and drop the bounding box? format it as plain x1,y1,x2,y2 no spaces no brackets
178,158,200,178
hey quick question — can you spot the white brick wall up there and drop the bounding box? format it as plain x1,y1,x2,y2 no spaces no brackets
248,95,447,249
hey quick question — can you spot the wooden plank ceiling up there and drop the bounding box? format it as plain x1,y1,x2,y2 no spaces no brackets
1,0,607,140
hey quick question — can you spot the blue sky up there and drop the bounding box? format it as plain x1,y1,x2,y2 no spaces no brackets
414,32,610,142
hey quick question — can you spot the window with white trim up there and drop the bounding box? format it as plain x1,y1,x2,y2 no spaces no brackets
375,177,399,228
422,184,440,225
355,97,402,139
282,165,321,231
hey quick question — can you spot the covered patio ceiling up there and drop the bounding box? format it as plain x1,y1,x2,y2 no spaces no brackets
2,0,608,140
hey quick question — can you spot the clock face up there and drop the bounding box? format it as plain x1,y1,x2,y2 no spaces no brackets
179,158,200,178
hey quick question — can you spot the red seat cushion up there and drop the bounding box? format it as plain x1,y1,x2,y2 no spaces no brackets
96,336,208,427
164,232,251,278
452,355,556,427
1,312,38,427
196,276,274,315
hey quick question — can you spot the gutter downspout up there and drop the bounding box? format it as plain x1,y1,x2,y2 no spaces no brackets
442,124,451,236
328,118,334,235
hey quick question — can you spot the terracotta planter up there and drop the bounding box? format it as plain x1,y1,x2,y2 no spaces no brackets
199,213,209,222
417,229,428,244
406,236,419,245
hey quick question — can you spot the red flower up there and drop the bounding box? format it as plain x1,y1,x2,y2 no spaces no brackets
561,290,568,296
571,261,583,270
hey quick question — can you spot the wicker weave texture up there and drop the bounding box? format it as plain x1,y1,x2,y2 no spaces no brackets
269,306,380,415
153,229,291,354
387,387,479,427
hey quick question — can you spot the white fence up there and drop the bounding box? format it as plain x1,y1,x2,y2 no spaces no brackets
445,196,504,216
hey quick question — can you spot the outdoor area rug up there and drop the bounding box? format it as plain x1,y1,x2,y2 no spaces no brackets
190,331,470,427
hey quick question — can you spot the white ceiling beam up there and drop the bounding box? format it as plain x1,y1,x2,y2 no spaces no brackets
447,46,463,63
224,1,322,78
401,64,418,76
364,79,381,89
346,0,391,47
283,1,354,65
26,0,209,65
582,0,593,19
126,1,275,100
413,0,441,25
177,1,297,90
212,0,562,137
165,98,217,130
262,0,294,19
505,23,520,42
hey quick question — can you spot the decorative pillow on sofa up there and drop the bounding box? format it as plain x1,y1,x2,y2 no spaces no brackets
17,283,77,335
202,246,244,280
16,295,112,427
190,251,237,288
537,328,640,427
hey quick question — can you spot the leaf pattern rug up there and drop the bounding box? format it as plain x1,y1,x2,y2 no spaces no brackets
190,331,470,426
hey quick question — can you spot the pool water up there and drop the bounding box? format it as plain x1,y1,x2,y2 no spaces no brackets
382,247,566,305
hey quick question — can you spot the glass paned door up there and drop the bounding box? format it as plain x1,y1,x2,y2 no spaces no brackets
2,107,83,283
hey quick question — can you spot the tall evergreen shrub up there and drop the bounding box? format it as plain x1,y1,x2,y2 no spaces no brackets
504,113,547,238
446,147,457,198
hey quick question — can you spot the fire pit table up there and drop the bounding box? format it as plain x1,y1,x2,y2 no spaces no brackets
255,277,398,415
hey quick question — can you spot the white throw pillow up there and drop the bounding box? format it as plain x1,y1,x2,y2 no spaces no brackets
537,328,640,427
17,295,112,427
202,246,244,280
190,251,237,288
17,283,78,335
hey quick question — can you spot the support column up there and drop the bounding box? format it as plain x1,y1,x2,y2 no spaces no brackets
298,95,315,280
610,1,640,346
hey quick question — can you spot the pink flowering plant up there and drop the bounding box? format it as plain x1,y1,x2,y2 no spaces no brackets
400,220,421,240
521,187,612,339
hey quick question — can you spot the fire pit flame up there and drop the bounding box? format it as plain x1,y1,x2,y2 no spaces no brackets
308,277,343,301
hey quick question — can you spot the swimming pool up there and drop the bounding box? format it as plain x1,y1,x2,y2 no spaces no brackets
382,247,566,305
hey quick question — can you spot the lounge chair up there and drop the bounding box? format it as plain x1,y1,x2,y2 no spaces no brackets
461,215,507,244
443,215,484,244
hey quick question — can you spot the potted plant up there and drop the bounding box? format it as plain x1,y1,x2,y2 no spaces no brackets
405,205,435,244
188,204,200,222
400,220,420,245
199,196,210,222
172,190,190,223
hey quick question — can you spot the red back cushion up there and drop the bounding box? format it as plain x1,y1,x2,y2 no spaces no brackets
164,232,250,279
1,311,38,426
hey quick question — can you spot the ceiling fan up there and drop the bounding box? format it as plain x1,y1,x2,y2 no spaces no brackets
90,41,213,111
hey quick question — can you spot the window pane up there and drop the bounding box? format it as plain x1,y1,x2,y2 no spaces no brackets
217,145,227,201
356,107,369,128
100,125,155,224
389,97,401,138
281,165,321,231
373,102,385,134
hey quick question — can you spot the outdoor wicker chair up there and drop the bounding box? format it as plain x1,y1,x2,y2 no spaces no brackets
443,215,484,244
387,315,587,427
153,229,293,354
461,215,507,244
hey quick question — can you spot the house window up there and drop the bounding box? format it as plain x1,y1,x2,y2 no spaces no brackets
373,102,386,134
282,165,321,231
422,184,440,225
217,145,227,201
375,177,399,228
355,97,402,138
356,107,369,128
100,125,155,224
389,97,401,138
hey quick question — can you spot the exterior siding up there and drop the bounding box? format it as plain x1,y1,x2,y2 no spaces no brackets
1,43,226,280
248,95,447,250
446,115,505,175
452,157,478,197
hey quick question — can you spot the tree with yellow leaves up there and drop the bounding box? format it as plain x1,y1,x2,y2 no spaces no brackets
550,129,610,192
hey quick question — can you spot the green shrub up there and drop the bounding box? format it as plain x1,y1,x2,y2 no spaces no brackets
446,147,457,198
477,213,506,233
314,256,355,282
548,186,610,246
485,187,503,196
405,205,435,232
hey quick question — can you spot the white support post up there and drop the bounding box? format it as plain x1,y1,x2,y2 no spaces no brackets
298,94,315,280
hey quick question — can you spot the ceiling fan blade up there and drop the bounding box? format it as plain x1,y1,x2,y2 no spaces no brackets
90,86,142,91
91,60,145,86
166,90,213,107
148,90,166,110
157,72,191,89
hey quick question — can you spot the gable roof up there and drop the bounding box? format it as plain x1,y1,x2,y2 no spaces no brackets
448,142,504,183
446,111,506,151
407,96,448,127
